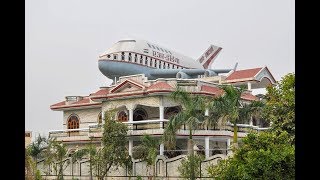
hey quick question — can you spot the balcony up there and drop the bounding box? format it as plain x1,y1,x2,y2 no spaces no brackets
49,119,270,142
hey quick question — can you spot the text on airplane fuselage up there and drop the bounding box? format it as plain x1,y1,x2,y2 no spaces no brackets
152,51,180,64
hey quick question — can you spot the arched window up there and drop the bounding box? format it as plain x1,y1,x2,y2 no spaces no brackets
128,53,132,62
165,107,181,119
133,109,147,121
118,111,128,122
68,115,79,129
98,112,102,123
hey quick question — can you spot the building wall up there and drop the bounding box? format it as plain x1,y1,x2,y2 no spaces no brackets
63,108,101,129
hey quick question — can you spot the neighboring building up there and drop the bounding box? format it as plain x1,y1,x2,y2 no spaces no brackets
25,131,32,148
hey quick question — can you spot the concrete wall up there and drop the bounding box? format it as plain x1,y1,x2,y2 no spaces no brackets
37,154,226,179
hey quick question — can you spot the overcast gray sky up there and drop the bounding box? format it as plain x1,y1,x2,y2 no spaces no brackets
26,0,294,138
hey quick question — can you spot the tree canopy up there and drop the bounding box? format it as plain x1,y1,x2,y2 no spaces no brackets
207,131,295,179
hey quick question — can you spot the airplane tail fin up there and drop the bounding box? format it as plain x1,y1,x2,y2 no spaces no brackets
196,45,222,69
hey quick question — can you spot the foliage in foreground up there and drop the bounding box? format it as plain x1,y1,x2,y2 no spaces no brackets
207,131,295,179
93,110,132,180
263,73,295,143
178,154,204,180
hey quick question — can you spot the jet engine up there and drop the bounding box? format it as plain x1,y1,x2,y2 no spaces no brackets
176,71,192,79
204,70,218,77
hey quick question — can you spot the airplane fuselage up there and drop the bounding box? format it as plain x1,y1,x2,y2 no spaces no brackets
98,39,230,80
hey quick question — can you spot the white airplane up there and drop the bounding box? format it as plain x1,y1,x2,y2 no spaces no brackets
98,39,237,80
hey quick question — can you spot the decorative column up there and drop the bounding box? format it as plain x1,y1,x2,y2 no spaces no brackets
129,109,134,123
160,143,164,156
247,82,252,90
129,139,133,156
159,96,164,129
205,136,210,158
227,139,231,155
249,116,253,126
205,108,209,116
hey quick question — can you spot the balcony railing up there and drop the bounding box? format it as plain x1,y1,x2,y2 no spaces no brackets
49,119,270,140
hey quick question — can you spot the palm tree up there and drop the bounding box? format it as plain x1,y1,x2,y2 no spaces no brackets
28,134,47,167
163,87,206,155
25,147,35,180
45,138,70,180
209,85,265,147
132,134,159,179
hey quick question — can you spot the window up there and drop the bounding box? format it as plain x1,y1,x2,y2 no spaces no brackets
167,64,170,69
140,55,143,64
98,112,102,124
172,65,175,69
145,57,148,65
113,55,117,60
118,111,128,122
133,109,147,121
134,54,137,62
158,61,161,69
121,52,125,61
165,107,181,119
107,54,111,58
150,58,153,66
128,53,132,62
154,60,157,68
67,115,79,129
163,62,166,69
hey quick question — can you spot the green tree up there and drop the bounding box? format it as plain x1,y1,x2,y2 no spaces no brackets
93,110,132,180
25,147,36,180
28,134,48,167
162,87,206,180
163,87,206,154
71,141,97,180
178,154,204,179
132,134,159,179
44,138,70,180
207,131,295,179
263,73,295,143
209,85,264,147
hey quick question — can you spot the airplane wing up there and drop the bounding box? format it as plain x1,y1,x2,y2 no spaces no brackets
149,63,237,79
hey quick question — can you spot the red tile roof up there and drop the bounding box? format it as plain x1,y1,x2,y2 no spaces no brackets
148,82,173,90
200,85,223,96
225,67,262,81
241,93,258,101
91,89,108,96
71,98,90,105
50,97,101,110
111,79,145,93
51,101,66,107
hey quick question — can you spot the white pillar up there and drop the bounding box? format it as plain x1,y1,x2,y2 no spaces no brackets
160,143,164,156
205,108,209,116
247,82,252,90
249,117,253,126
159,106,164,129
205,136,210,158
129,140,133,156
129,109,133,122
227,139,231,155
